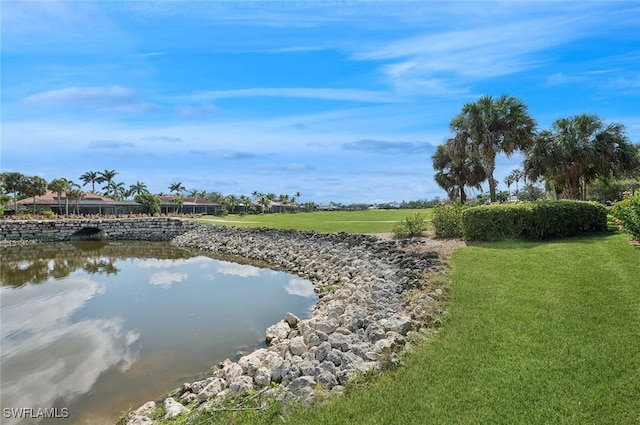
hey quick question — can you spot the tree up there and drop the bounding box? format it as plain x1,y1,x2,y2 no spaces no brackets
258,194,272,213
432,135,487,203
129,181,149,197
80,171,102,193
135,193,160,216
450,94,536,202
507,169,524,199
169,182,186,197
108,181,126,201
503,175,514,198
240,195,252,214
524,114,638,200
22,176,48,213
100,169,118,197
66,185,85,215
1,172,26,213
48,178,72,215
223,194,239,214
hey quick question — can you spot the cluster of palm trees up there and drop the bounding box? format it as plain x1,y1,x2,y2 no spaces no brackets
79,170,149,201
432,95,640,203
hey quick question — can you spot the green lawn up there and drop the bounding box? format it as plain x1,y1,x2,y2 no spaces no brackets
159,232,640,425
194,209,434,234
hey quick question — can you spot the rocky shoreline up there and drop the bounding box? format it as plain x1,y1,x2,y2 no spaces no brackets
126,225,448,424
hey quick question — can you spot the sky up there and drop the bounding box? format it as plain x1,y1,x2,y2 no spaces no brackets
1,1,639,205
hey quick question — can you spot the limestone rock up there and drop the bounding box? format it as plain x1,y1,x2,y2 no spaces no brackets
163,397,189,419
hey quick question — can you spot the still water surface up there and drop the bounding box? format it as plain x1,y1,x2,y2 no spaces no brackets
0,241,316,425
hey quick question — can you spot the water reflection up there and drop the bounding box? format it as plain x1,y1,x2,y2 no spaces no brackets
0,242,316,425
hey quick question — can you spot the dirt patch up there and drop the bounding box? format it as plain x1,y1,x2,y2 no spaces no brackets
369,231,466,260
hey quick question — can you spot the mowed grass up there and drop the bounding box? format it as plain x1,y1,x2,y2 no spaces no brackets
165,232,640,425
195,209,433,234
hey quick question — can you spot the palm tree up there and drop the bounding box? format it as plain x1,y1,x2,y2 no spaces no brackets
100,170,118,197
48,178,72,215
66,185,85,215
432,135,487,203
169,182,186,196
503,175,514,198
508,169,524,199
258,194,272,213
22,176,48,213
80,171,101,193
129,181,148,197
240,195,252,214
450,95,536,202
524,114,638,200
2,172,26,213
107,181,126,201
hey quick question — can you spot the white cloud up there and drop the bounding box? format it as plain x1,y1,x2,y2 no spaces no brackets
149,271,188,289
185,88,405,103
0,280,138,425
217,261,262,278
284,278,316,298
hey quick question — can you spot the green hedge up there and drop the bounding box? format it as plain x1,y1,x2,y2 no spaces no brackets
432,204,468,239
461,201,608,241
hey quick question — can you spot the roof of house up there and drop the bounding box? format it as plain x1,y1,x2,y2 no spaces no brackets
16,191,119,205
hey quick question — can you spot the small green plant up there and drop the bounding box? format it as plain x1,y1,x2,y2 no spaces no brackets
432,204,466,239
611,191,640,240
393,212,427,238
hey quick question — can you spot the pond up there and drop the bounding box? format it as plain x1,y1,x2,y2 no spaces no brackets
0,241,317,425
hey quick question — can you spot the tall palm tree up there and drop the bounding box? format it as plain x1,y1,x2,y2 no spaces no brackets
525,114,638,200
48,178,72,215
240,195,251,214
100,170,118,197
129,181,148,197
432,135,487,203
508,169,524,198
169,182,186,196
66,184,85,215
2,172,26,213
22,176,48,214
450,95,536,202
80,171,102,193
503,175,514,198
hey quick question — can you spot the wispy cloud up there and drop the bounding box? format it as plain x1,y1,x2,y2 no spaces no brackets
24,86,155,113
186,88,405,103
142,136,183,144
190,150,271,160
88,140,135,150
342,139,430,155
354,17,589,94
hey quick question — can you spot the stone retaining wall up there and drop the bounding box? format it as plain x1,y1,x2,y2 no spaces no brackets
125,226,446,424
0,218,196,242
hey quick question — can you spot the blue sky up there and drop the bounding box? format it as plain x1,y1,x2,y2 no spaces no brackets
2,1,639,204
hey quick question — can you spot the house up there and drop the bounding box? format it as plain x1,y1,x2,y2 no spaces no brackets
15,191,138,215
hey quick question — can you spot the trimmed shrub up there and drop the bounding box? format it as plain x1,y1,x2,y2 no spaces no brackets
432,204,467,239
461,201,607,241
527,201,607,240
611,192,640,240
462,203,531,241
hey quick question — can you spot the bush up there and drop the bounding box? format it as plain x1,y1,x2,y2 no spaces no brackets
462,203,531,241
611,192,640,240
461,201,608,241
527,201,607,240
393,212,427,238
432,204,467,239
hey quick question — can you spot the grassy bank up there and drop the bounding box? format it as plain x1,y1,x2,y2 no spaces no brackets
195,209,433,233
160,232,639,425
